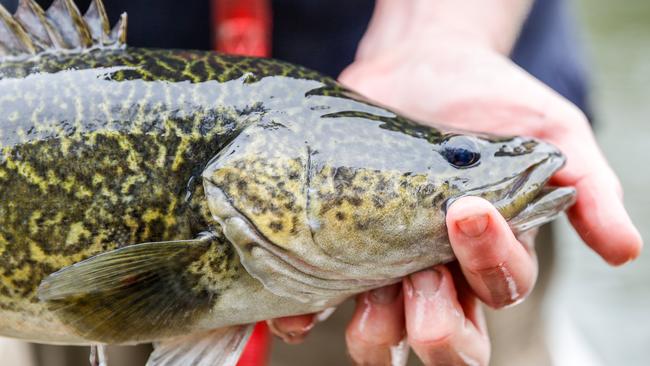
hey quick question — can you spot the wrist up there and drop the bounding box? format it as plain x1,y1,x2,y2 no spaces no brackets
421,0,533,55
361,0,533,57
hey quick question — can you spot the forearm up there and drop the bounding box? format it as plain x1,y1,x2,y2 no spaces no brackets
358,0,534,57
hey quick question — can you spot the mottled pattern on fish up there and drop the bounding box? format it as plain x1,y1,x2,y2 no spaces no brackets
0,44,452,342
0,49,331,316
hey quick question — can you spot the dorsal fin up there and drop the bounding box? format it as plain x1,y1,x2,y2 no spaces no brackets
14,0,66,50
83,0,110,44
0,4,36,56
46,0,93,48
110,11,127,46
0,0,127,60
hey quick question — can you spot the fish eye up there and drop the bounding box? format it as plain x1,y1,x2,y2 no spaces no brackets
441,136,481,168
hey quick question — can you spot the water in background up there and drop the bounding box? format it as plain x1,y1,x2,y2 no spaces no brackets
549,0,650,365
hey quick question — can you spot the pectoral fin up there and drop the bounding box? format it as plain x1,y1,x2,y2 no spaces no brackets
147,325,254,366
37,237,216,344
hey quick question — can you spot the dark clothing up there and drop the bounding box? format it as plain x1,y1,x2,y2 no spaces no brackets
271,0,375,80
1,0,590,116
512,0,591,119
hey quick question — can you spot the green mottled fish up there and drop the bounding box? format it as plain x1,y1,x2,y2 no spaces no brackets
0,0,576,365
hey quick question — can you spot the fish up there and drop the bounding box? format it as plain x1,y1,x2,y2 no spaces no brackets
0,0,577,365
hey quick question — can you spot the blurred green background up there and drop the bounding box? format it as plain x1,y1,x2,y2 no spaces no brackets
549,0,650,365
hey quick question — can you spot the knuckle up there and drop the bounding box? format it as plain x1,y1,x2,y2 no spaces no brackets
345,322,382,347
472,264,534,309
543,102,590,139
409,333,453,351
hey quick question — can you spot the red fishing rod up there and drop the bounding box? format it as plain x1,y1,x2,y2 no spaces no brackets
212,1,273,365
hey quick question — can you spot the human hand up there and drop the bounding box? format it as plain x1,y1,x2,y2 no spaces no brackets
269,197,534,365
270,1,642,364
339,32,642,267
336,12,641,366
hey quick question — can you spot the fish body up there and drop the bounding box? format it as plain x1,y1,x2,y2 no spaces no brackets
0,1,576,364
0,46,332,343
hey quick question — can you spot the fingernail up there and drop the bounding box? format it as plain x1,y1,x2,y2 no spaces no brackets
456,214,489,237
369,283,401,304
410,269,442,298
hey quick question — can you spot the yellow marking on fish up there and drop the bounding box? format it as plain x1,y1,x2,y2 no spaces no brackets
9,264,32,282
29,241,102,269
190,112,206,140
0,233,7,255
60,137,71,155
10,160,49,193
74,185,93,199
100,187,119,204
29,211,43,235
120,174,145,194
118,136,140,172
156,143,167,168
46,170,61,185
141,209,166,239
65,222,91,246
44,212,65,227
62,175,76,192
142,209,162,223
92,173,105,186
171,137,190,171
163,196,179,236
124,215,140,242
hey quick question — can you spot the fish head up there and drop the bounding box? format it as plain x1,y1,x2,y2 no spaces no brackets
202,116,575,302
436,133,576,231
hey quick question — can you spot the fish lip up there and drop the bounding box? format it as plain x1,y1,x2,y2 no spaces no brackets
508,186,576,233
495,152,573,225
509,153,565,200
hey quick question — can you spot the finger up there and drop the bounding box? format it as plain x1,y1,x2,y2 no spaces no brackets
549,119,643,265
447,196,538,308
568,175,642,265
404,266,490,366
346,284,405,365
267,313,316,344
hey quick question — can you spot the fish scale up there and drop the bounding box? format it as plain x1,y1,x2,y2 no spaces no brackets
0,1,576,365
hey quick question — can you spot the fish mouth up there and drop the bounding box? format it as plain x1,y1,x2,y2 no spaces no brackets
456,152,576,233
496,153,576,233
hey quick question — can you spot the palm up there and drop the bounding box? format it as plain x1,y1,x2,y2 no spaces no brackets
340,41,639,264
